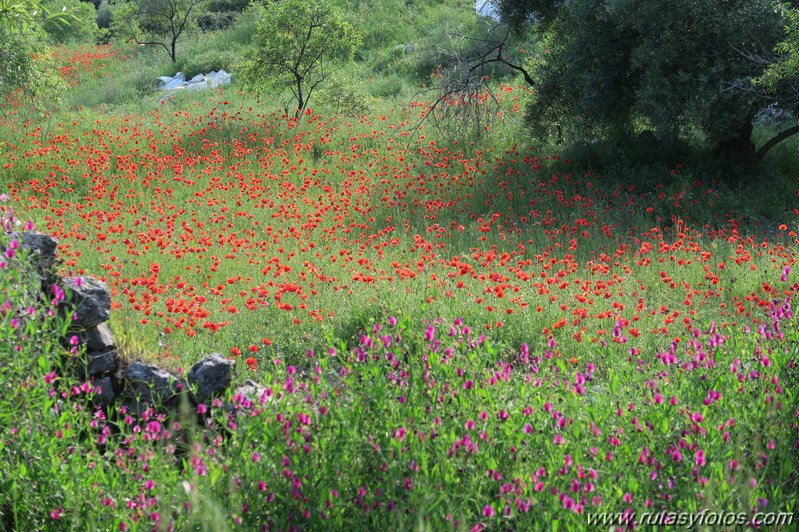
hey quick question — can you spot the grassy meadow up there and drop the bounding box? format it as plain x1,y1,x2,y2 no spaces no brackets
1,7,799,530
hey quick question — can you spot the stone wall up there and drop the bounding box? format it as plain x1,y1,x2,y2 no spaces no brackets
16,231,262,413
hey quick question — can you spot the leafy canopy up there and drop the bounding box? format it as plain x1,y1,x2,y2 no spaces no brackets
755,2,799,94
501,0,793,159
0,0,76,31
240,0,360,119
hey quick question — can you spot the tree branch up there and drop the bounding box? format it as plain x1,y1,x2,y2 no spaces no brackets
128,35,171,58
755,123,799,160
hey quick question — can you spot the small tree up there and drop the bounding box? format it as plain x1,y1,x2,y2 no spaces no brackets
0,1,66,101
240,0,360,119
111,0,204,63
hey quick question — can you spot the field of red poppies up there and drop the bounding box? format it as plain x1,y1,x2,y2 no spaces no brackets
1,45,798,530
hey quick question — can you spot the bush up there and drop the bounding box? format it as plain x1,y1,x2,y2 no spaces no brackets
174,47,238,79
314,71,375,116
0,24,64,101
196,11,237,32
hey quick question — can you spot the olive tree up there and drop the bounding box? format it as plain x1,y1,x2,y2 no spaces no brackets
496,0,797,161
240,0,360,119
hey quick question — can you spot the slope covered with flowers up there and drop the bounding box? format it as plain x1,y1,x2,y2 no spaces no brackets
0,45,797,530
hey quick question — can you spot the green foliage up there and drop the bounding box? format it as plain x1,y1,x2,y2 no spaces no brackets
519,0,785,151
0,0,76,30
0,0,70,105
313,68,375,116
174,44,236,78
60,46,165,110
95,0,111,30
239,0,360,119
754,2,799,93
195,9,235,31
205,0,246,12
41,0,99,43
496,0,563,30
0,23,63,101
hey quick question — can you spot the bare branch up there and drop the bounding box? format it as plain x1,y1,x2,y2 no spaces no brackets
409,23,533,144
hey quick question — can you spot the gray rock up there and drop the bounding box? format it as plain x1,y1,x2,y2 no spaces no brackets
207,70,231,88
81,322,116,351
157,70,229,91
62,276,111,329
13,231,59,272
227,379,271,412
187,353,234,403
160,72,187,90
186,80,208,91
86,348,118,376
94,375,116,405
123,362,180,405
156,75,174,89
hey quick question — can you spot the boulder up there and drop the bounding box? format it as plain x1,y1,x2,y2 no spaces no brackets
187,353,235,403
122,362,180,405
61,276,111,329
93,375,116,406
207,70,231,88
61,277,111,329
86,348,118,376
81,322,116,351
12,231,59,273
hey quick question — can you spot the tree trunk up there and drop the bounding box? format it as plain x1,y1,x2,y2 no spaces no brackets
295,76,304,119
755,124,799,161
